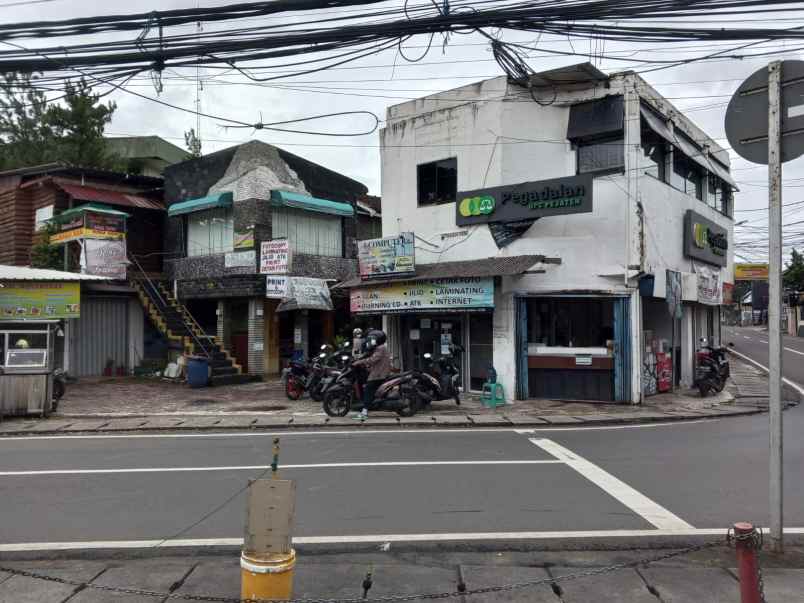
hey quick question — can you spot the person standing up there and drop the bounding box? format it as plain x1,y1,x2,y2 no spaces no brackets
352,330,390,421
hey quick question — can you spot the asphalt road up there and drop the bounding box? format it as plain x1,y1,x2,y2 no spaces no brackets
1,407,803,548
722,324,804,388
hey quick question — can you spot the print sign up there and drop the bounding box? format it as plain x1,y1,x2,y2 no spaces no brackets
260,239,291,274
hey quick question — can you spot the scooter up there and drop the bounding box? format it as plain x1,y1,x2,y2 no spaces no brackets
416,344,463,406
284,343,350,401
51,368,66,410
694,337,730,397
322,357,421,417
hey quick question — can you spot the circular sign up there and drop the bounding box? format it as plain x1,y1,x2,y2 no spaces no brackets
725,60,804,165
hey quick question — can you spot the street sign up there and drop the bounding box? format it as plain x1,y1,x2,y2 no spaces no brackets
725,60,804,165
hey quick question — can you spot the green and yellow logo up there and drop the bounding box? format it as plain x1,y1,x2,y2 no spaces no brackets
692,222,708,249
458,195,495,217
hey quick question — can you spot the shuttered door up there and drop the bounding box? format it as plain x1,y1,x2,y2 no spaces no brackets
514,296,529,400
70,297,129,377
613,297,632,402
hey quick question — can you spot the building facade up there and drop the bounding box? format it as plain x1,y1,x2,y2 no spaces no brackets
349,63,734,403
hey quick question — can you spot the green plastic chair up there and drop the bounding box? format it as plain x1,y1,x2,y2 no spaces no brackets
481,381,505,408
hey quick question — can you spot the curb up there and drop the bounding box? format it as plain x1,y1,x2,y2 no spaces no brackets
727,347,804,402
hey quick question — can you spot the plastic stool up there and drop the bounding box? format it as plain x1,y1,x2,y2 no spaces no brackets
481,381,505,408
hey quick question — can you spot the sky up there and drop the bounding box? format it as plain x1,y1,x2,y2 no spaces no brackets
3,0,804,263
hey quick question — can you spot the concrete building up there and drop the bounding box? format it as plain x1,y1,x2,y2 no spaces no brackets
346,63,735,403
105,136,191,178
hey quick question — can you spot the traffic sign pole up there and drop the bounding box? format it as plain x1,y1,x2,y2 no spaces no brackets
767,60,784,553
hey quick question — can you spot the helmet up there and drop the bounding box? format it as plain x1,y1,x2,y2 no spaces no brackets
352,328,363,338
14,338,30,349
365,329,387,351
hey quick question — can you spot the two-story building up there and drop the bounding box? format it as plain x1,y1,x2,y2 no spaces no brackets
164,140,374,377
344,63,735,403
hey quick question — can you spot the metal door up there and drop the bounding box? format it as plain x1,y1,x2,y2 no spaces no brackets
613,297,631,402
69,297,129,377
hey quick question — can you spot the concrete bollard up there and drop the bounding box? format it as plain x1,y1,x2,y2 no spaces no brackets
733,522,761,603
241,549,296,600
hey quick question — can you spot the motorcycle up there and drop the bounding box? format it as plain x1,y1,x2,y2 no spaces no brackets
695,338,730,397
322,356,422,417
51,368,66,410
283,343,351,401
416,344,463,406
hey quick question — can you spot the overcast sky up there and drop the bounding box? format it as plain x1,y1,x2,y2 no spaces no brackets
5,0,804,262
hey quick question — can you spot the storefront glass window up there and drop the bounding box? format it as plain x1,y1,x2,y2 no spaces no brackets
272,207,343,258
527,299,614,348
187,207,234,257
3,331,48,367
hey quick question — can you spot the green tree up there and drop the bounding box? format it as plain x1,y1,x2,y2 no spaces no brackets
784,248,804,291
184,128,202,157
0,72,54,169
30,222,64,270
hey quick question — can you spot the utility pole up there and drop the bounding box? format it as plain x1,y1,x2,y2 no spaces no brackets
767,60,784,553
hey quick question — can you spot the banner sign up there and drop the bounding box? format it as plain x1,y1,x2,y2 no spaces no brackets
260,239,290,274
83,239,128,279
224,250,256,268
666,269,682,319
695,263,724,305
683,210,728,267
51,211,125,244
285,277,332,310
455,174,593,227
234,227,255,250
350,277,494,314
358,232,415,279
0,281,80,318
265,275,289,299
735,263,769,281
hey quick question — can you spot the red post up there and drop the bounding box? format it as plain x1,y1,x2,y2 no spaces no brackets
734,522,761,603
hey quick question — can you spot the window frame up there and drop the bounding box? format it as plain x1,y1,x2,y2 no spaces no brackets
575,135,626,176
640,128,669,183
185,206,235,257
416,157,458,207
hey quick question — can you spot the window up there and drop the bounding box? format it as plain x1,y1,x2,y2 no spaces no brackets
707,176,733,217
417,158,457,206
272,206,343,257
35,205,54,231
187,208,234,257
640,129,668,182
672,155,703,200
577,137,625,174
2,331,48,368
527,298,615,348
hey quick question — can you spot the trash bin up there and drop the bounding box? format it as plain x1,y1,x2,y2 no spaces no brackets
186,355,209,388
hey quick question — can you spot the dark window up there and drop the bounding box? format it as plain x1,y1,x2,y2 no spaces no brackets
707,177,733,217
672,155,703,200
641,129,667,182
417,158,457,206
527,298,615,348
577,137,625,174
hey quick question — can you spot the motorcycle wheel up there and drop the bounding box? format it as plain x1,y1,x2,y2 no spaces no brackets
396,392,420,417
714,379,726,393
323,390,351,417
698,384,711,398
285,376,304,401
310,386,324,403
52,380,65,402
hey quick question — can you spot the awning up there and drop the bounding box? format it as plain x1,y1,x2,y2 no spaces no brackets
270,190,354,217
335,254,553,289
640,104,674,144
58,182,163,211
168,191,234,217
706,156,738,189
52,203,130,222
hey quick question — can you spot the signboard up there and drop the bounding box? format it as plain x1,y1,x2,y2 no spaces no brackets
723,282,735,305
683,210,728,267
224,250,256,268
260,239,290,274
0,281,80,319
735,263,769,281
358,232,415,279
350,277,494,314
83,239,127,279
456,174,593,227
725,60,804,165
234,227,255,250
666,269,682,320
285,277,332,311
51,211,125,244
265,275,289,299
695,263,724,306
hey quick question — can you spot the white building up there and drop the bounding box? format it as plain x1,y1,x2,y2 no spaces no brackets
346,63,735,403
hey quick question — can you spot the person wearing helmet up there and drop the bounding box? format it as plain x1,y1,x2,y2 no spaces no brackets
351,327,365,358
352,330,390,421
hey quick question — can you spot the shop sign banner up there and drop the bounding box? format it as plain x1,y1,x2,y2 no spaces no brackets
83,239,128,279
0,281,80,318
683,210,728,267
260,239,290,274
85,212,125,238
358,232,415,279
286,277,332,311
224,250,256,268
695,263,724,306
234,226,255,250
666,269,682,319
735,263,769,281
455,174,593,227
350,277,494,314
265,275,289,299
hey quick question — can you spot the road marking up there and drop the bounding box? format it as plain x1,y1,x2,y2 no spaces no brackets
0,460,561,477
743,335,751,340
785,346,804,356
514,419,714,434
3,528,804,551
727,348,804,398
759,340,769,344
529,439,693,530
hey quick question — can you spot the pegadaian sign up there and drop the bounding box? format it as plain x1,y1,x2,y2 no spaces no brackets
455,174,593,227
683,210,728,267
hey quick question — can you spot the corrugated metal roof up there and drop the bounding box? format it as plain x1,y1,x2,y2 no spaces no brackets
58,183,164,211
0,265,109,281
335,254,549,289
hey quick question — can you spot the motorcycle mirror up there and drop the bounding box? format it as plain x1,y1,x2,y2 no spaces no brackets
343,341,351,347
321,344,327,350
341,355,349,361
319,353,326,358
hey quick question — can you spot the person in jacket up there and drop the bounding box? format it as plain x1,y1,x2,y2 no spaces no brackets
352,330,391,421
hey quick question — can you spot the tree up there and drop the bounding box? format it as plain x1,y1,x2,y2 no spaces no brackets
0,72,54,169
30,222,64,270
184,128,202,157
784,248,804,291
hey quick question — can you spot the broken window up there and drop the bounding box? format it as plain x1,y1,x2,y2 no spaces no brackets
417,158,457,206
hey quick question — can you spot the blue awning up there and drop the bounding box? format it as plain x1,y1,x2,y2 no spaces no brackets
270,190,354,217
168,191,233,217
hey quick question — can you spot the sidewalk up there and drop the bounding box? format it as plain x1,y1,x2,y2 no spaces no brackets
0,356,781,436
1,547,802,602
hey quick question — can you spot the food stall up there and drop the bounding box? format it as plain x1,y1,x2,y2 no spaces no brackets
0,320,60,416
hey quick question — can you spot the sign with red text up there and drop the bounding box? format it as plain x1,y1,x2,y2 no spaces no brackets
260,239,290,274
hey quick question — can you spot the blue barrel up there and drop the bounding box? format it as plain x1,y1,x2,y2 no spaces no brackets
186,356,209,388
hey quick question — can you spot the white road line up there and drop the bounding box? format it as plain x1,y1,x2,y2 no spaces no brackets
743,335,752,339
727,348,804,398
759,340,769,344
785,346,804,356
514,419,714,434
0,460,561,477
3,528,804,551
529,439,693,531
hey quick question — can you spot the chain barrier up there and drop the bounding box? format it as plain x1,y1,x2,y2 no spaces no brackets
728,526,767,603
0,538,727,603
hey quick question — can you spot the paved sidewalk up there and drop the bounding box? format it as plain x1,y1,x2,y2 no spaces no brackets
0,357,781,436
1,548,802,602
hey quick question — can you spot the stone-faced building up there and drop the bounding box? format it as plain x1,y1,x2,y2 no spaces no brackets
163,141,370,376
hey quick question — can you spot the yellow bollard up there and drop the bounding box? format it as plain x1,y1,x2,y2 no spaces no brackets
240,549,296,601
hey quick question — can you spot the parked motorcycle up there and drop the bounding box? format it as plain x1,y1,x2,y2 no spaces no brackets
695,338,730,397
51,368,66,410
322,357,421,417
416,344,463,406
283,343,351,401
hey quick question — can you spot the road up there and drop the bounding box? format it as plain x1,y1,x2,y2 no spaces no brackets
722,324,804,388
1,407,803,550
